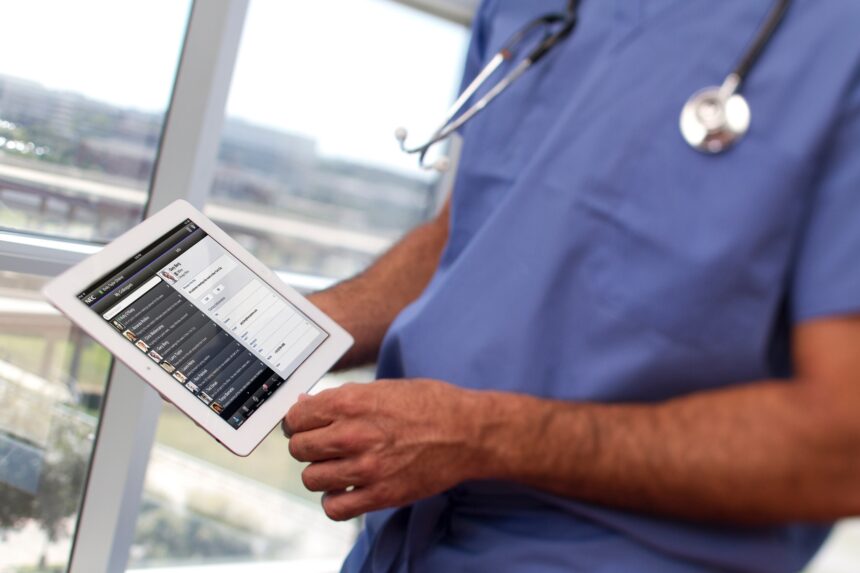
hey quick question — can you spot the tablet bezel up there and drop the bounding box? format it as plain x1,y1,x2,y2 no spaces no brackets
42,199,353,456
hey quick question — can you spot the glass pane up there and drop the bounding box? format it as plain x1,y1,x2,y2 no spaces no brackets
127,371,371,571
205,0,469,281
0,271,112,571
0,0,191,243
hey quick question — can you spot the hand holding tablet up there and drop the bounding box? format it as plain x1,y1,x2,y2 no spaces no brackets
42,200,352,456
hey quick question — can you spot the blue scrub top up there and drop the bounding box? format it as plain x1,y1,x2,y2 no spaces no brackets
344,1,860,571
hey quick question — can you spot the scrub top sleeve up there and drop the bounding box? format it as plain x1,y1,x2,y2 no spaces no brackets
792,76,860,323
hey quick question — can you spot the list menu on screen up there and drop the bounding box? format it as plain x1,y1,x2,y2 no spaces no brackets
79,220,328,429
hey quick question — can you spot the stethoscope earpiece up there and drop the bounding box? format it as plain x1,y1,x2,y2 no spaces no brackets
396,126,451,171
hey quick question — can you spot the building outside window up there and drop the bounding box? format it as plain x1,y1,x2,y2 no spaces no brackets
203,0,468,283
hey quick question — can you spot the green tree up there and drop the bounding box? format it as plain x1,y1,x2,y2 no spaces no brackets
0,412,92,549
132,499,255,565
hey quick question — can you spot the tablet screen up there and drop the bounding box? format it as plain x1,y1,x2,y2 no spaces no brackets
77,219,328,429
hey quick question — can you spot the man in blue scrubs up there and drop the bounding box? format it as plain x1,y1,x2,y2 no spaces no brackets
285,1,860,571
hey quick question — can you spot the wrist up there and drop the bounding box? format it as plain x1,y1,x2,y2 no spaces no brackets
308,288,366,371
308,289,342,325
460,390,536,483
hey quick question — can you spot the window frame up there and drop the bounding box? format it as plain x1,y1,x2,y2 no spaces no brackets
66,2,249,570
395,0,477,24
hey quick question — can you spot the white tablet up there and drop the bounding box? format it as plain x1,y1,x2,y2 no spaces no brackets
42,199,353,456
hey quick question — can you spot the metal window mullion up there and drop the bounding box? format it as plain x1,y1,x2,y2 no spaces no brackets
0,231,96,276
391,0,478,25
68,2,249,572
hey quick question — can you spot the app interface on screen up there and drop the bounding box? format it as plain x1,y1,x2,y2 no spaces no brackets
79,220,328,429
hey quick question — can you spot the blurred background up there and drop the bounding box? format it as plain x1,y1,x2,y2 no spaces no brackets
0,1,856,572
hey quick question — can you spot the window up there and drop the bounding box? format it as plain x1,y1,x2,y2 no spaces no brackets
204,0,469,281
127,372,369,570
0,1,191,570
0,271,110,571
126,0,469,569
0,0,191,243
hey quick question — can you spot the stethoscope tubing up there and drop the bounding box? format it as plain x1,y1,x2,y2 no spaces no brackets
732,0,791,87
398,0,790,167
397,3,578,168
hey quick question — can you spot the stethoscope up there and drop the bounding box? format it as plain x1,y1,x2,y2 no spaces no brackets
396,0,791,171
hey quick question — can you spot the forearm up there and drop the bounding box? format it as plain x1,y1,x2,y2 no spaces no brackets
310,200,450,370
286,314,860,524
474,379,860,524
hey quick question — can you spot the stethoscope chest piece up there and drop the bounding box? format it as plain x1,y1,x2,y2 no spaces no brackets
680,73,750,154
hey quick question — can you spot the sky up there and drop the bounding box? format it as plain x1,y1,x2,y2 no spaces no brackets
0,0,469,175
